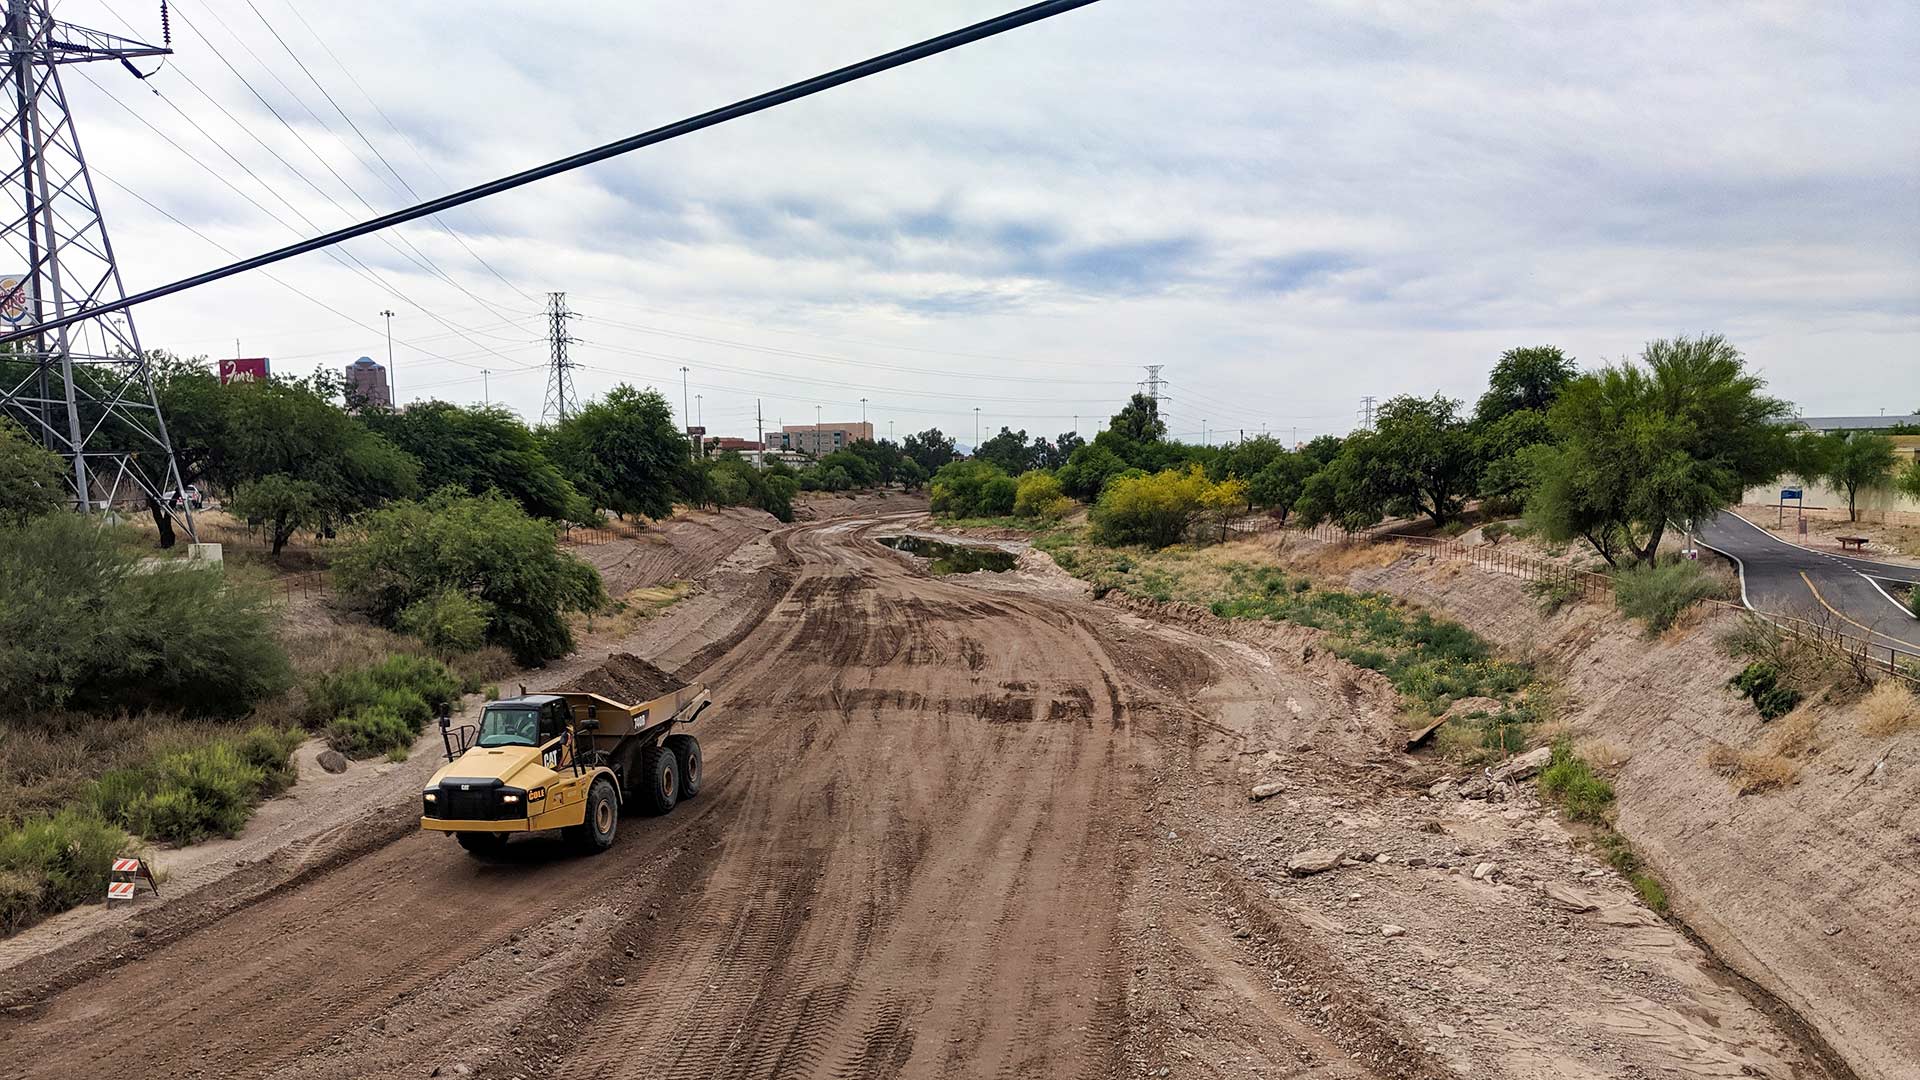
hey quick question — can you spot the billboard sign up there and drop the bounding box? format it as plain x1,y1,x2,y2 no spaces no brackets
0,274,30,326
220,357,271,384
685,425,707,437
1780,487,1802,501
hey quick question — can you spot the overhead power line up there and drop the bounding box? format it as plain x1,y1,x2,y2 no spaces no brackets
2,0,1103,346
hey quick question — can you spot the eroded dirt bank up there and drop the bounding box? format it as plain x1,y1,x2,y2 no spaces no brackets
1346,548,1918,1080
0,514,1841,1080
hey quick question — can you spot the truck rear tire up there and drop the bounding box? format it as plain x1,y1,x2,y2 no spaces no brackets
456,831,509,859
665,733,702,799
640,743,680,815
571,777,619,854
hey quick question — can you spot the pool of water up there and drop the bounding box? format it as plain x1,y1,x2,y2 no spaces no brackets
877,535,1017,575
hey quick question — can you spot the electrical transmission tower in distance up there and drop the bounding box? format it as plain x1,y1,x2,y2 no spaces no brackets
542,291,578,424
1141,364,1166,403
0,1,193,537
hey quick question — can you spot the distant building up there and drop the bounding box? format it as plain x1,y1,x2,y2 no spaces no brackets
345,356,390,408
780,422,873,456
1793,415,1920,434
704,436,765,454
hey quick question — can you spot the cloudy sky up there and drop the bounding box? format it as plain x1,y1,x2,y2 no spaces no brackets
43,0,1920,445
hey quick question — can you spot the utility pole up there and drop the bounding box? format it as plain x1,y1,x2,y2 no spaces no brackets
541,292,578,424
756,398,763,453
695,392,702,427
860,396,867,429
974,406,981,448
888,419,893,441
481,369,490,405
679,365,692,442
380,308,397,405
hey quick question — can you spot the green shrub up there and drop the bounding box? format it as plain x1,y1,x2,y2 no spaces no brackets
304,652,459,729
1012,471,1072,520
1091,465,1245,548
1613,557,1728,632
930,460,1017,518
0,514,292,717
232,725,304,797
334,490,606,665
1729,660,1802,720
326,705,416,758
0,808,129,933
1538,737,1615,823
1481,521,1509,544
397,588,492,654
116,742,267,845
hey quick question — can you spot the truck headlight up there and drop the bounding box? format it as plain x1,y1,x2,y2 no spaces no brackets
423,791,437,802
501,794,519,803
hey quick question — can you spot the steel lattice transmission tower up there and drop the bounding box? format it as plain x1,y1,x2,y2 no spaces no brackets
0,1,193,536
542,291,578,424
1141,364,1166,403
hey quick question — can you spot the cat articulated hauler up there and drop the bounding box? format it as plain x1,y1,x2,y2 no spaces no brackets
421,682,710,858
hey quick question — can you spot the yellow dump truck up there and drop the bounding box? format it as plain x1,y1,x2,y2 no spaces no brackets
420,682,710,857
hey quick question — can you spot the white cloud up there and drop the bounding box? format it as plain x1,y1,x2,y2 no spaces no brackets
31,0,1919,444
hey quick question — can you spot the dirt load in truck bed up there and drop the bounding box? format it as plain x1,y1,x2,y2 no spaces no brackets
564,652,681,704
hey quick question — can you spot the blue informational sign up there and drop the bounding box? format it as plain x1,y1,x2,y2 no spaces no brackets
1781,488,1802,500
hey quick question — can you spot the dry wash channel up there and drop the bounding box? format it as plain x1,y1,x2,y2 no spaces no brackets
0,512,1837,1079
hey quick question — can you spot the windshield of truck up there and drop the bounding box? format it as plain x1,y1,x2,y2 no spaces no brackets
476,707,540,748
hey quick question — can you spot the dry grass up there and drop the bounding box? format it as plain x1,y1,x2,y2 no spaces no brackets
0,713,270,826
1857,679,1920,736
578,580,696,639
1705,707,1822,794
1575,737,1630,768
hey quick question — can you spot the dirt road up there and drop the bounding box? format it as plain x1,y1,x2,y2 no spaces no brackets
0,512,1837,1079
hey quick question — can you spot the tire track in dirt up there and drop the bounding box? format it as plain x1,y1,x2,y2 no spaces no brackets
0,510,1378,1080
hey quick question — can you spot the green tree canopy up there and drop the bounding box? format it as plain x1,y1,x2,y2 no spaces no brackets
1475,345,1578,424
1247,451,1316,523
1304,395,1478,529
1803,431,1898,522
360,401,591,523
1091,465,1245,548
546,384,690,521
1056,442,1129,501
159,369,419,554
1525,335,1793,566
1109,393,1167,443
974,427,1039,475
902,428,958,475
0,417,67,525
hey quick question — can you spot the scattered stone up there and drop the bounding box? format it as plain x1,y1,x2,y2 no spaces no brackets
1491,746,1553,783
1381,925,1407,938
316,749,350,774
1543,883,1597,913
429,1066,473,1078
1426,778,1457,800
1407,857,1428,868
613,977,627,986
1287,848,1343,876
1473,862,1499,882
129,926,147,939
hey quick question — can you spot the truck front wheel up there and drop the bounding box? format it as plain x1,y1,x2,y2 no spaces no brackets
571,777,620,854
456,831,509,859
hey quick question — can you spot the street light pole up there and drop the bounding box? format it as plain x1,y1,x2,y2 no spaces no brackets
379,309,397,406
974,406,980,448
482,369,490,405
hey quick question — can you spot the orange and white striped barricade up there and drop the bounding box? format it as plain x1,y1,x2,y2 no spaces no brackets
105,857,158,908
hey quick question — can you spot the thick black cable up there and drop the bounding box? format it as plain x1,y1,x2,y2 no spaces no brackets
3,0,1101,346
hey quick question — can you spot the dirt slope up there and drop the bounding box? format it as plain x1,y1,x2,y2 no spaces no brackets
0,516,1838,1080
1350,551,1918,1080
